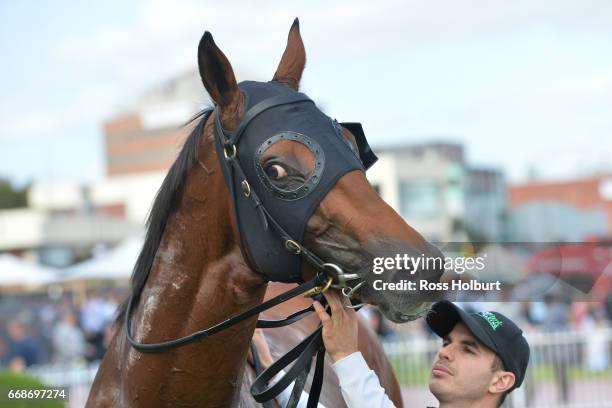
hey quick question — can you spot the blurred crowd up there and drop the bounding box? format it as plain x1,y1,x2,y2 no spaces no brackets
0,288,125,372
1,285,611,376
364,293,612,340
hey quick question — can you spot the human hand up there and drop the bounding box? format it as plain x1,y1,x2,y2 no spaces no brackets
313,290,359,363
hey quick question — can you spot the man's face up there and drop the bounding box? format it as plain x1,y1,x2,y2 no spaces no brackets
428,323,498,404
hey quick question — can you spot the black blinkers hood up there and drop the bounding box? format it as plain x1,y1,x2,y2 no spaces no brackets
214,81,377,283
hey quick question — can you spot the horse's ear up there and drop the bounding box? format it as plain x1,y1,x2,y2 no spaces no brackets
198,31,240,108
272,18,306,91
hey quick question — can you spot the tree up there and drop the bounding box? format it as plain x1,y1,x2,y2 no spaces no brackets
0,179,28,209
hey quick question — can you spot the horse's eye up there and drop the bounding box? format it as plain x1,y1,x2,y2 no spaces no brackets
265,164,288,180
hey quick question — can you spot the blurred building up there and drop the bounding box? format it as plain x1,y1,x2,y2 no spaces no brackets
1,70,509,264
367,143,507,242
508,175,612,241
0,71,209,266
465,168,507,241
105,70,206,176
0,205,139,266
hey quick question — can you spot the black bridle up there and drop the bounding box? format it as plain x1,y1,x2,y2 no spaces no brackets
125,81,377,408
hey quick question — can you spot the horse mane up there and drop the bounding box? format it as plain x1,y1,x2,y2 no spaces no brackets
115,107,213,325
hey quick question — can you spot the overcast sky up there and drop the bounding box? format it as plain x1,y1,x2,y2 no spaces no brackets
1,0,611,186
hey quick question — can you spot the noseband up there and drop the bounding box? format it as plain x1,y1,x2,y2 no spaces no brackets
125,81,377,408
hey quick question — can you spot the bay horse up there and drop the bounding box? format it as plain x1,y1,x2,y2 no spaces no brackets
87,19,444,407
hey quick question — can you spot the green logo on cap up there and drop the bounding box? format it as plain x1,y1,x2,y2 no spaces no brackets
478,312,503,331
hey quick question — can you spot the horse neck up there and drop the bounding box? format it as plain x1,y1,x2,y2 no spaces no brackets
123,121,267,405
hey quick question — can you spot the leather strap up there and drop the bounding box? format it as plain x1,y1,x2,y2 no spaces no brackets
287,368,310,408
257,305,314,329
216,92,313,147
125,272,327,352
254,299,363,407
307,346,326,408
251,326,324,403
249,342,274,408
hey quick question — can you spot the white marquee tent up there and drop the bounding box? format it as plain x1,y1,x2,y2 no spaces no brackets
61,235,143,281
0,254,58,288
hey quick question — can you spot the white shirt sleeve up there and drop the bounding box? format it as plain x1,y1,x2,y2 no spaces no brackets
331,352,397,408
270,369,327,408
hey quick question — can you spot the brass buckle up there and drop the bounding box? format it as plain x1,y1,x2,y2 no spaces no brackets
241,180,251,197
284,239,301,255
303,277,333,298
223,144,237,160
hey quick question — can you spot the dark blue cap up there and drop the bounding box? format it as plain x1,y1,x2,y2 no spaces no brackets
426,301,530,391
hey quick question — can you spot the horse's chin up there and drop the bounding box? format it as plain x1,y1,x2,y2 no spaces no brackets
379,302,432,323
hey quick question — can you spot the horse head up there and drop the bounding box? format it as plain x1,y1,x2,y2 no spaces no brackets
198,18,444,324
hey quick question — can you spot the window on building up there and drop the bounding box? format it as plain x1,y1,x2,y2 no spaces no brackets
399,181,441,219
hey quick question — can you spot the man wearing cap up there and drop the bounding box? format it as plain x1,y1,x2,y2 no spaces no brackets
252,290,529,407
423,300,530,407
310,291,530,408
